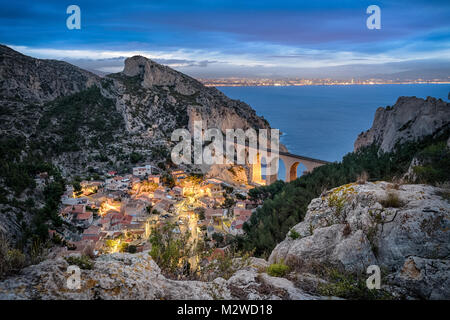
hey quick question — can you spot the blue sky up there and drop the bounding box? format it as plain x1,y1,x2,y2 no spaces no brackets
1,0,449,78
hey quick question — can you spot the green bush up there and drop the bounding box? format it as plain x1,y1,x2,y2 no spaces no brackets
149,223,193,275
267,262,290,277
6,249,26,271
129,152,143,164
379,191,403,208
413,141,450,184
317,268,392,300
289,229,300,240
119,242,129,253
328,194,347,217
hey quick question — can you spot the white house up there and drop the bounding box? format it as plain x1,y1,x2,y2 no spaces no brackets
132,165,154,177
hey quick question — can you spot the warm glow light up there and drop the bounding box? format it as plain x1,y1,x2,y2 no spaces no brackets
99,201,121,216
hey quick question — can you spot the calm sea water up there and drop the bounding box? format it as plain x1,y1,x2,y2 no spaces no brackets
219,84,450,179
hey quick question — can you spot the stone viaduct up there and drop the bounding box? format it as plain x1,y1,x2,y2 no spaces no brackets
245,147,330,185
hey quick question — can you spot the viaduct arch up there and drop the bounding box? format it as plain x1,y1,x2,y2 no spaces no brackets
248,149,329,185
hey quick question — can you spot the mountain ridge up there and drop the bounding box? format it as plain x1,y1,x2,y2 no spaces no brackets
1,44,270,175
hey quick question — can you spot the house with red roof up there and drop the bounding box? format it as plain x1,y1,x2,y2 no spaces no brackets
82,225,102,242
230,220,245,235
75,211,94,227
233,208,252,222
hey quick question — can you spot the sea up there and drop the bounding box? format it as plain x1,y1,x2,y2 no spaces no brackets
219,84,450,180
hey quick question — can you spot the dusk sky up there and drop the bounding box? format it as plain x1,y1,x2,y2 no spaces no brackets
1,0,449,78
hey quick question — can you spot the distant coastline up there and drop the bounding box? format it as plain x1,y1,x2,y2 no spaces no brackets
219,83,450,166
200,79,450,87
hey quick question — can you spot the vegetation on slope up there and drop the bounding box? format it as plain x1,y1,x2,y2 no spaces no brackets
36,86,124,155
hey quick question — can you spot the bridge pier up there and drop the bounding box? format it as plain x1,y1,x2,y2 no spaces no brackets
250,153,264,185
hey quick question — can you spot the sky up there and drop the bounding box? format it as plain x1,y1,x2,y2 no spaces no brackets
1,0,449,79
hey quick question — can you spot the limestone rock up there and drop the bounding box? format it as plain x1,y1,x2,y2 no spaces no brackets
0,251,321,300
354,96,450,152
389,256,450,299
0,44,99,104
269,182,450,299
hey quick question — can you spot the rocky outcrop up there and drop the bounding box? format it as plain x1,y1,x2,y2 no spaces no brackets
0,44,269,173
0,252,319,300
106,55,269,137
269,182,450,299
354,96,450,152
0,45,99,104
123,55,198,95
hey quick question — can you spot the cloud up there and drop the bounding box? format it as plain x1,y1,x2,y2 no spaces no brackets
3,0,449,78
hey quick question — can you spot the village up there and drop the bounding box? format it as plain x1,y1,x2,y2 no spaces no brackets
44,165,260,258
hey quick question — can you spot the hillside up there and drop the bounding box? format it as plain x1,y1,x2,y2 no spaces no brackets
269,181,449,299
0,44,269,247
1,45,269,176
0,44,449,300
240,96,450,257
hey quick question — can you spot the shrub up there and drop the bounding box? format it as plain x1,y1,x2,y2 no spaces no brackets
413,141,450,184
342,223,352,237
356,171,369,184
212,232,225,245
205,249,253,281
317,268,393,300
289,229,300,240
0,236,27,278
6,249,26,271
267,262,290,277
129,152,143,164
65,255,94,270
379,191,403,208
413,165,441,184
127,245,137,253
119,242,129,253
72,181,82,193
149,223,194,276
328,194,346,217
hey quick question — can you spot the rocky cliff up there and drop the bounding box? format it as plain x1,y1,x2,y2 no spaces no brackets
2,181,448,300
103,55,269,144
0,44,270,246
269,182,450,299
0,45,99,105
0,252,319,300
354,96,450,152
